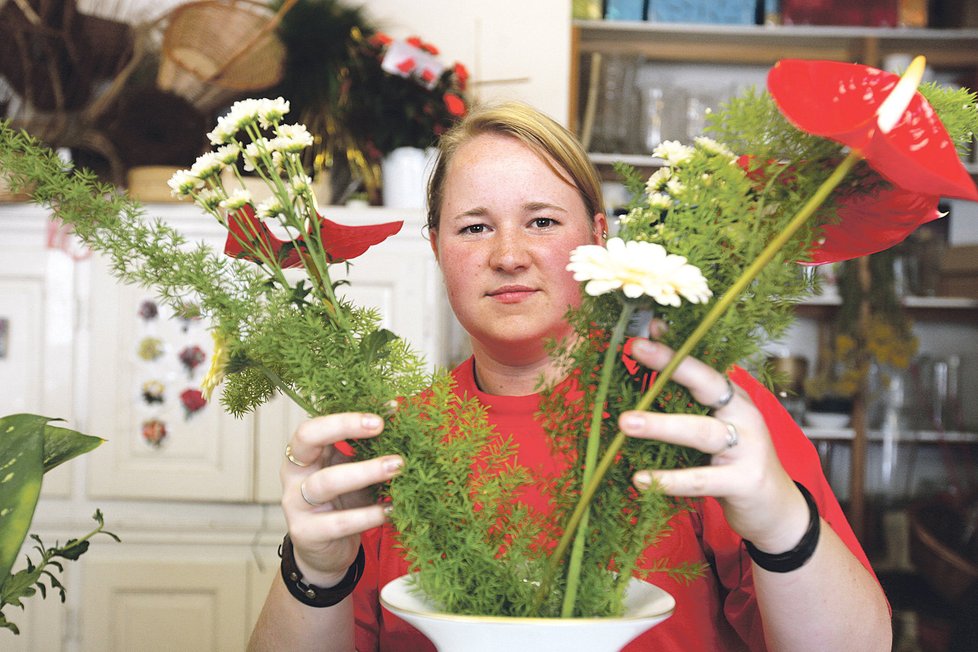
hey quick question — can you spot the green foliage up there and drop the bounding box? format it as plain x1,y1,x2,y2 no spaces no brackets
0,415,109,635
1,511,118,635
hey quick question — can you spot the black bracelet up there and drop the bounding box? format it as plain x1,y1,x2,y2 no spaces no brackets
279,534,365,608
743,481,821,573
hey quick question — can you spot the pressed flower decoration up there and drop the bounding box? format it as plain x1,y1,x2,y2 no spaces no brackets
2,55,977,624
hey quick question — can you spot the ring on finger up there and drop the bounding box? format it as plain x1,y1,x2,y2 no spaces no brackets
707,376,735,411
721,421,739,451
285,444,311,467
299,482,325,507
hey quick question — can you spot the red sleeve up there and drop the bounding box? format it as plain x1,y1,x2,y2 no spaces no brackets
353,528,383,652
728,366,875,575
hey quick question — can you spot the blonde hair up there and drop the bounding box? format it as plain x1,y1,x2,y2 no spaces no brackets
426,101,604,231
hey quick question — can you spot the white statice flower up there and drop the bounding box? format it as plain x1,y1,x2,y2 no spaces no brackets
652,140,694,165
645,167,672,194
167,169,203,197
567,237,712,307
647,191,672,211
189,152,224,180
220,188,252,211
257,97,290,128
694,136,735,160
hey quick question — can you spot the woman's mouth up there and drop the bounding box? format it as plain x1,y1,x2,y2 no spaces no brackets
487,285,537,303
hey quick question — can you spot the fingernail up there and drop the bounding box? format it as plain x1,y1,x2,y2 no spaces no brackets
362,415,382,430
383,503,394,517
384,456,403,475
631,339,653,356
633,471,651,490
620,413,644,432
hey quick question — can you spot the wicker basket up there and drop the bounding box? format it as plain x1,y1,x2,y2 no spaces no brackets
157,0,296,112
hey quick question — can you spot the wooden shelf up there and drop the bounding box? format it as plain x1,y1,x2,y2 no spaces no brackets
806,427,978,443
574,20,978,68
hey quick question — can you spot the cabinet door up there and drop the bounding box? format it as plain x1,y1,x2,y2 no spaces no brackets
0,247,77,496
82,551,249,652
85,259,253,501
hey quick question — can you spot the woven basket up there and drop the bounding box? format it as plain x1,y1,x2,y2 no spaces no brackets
908,496,978,605
157,0,296,112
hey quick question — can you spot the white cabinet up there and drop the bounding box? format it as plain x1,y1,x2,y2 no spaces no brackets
0,202,451,650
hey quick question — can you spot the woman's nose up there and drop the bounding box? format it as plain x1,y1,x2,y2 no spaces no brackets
488,229,531,271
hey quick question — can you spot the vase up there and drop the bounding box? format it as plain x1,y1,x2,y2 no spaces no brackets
381,147,437,209
379,574,675,652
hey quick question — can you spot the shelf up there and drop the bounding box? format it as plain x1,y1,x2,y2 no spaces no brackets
806,427,978,443
574,19,978,67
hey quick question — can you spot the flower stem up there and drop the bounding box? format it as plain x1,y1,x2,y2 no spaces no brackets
538,149,862,610
255,362,317,415
560,302,636,618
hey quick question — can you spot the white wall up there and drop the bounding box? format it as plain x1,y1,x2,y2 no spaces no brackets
358,0,572,123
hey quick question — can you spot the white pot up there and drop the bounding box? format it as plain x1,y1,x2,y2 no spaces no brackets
381,146,437,209
379,574,675,652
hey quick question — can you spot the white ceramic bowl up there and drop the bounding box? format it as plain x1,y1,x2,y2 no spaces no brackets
805,412,851,429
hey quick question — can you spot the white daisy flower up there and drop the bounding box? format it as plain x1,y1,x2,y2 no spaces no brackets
665,178,685,197
215,144,240,165
167,169,202,197
645,167,672,193
694,136,735,160
190,152,224,180
256,198,286,220
647,192,672,210
257,97,290,128
271,124,314,153
197,189,223,211
220,188,252,211
652,140,694,164
567,237,712,307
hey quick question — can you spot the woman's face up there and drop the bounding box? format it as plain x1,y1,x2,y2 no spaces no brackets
430,133,606,365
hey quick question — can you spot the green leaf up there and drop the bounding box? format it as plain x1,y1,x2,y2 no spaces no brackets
41,423,104,473
359,328,398,364
0,414,46,584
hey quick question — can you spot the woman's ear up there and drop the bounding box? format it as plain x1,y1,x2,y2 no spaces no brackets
428,228,439,263
593,213,609,244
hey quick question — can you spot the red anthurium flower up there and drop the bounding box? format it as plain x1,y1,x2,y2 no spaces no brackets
224,205,403,267
809,187,941,264
454,62,469,89
768,58,978,202
370,32,392,47
444,93,466,117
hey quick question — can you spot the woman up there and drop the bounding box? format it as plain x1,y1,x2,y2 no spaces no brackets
249,102,891,651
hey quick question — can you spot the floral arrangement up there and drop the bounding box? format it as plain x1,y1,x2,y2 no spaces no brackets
1,55,977,625
345,32,468,160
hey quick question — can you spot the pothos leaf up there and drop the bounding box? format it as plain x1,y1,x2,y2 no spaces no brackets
0,414,45,584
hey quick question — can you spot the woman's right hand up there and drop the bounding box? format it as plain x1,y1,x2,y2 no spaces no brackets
281,412,402,587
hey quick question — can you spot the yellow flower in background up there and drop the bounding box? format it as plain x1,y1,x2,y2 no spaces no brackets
200,331,230,401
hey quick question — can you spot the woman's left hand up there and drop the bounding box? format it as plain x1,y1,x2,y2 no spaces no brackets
620,337,810,555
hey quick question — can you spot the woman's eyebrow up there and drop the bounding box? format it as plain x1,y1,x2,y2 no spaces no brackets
523,201,568,213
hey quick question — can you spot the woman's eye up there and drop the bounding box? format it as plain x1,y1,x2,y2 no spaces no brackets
531,217,557,228
460,224,486,235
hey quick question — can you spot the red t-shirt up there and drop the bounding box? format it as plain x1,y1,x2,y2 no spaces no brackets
352,358,874,651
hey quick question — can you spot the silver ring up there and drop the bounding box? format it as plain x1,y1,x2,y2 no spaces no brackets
707,376,735,411
285,444,311,467
722,421,739,450
299,482,324,507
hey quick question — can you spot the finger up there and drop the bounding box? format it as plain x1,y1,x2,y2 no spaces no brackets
633,464,748,498
619,412,740,456
292,504,393,542
647,318,669,340
628,339,743,410
284,413,385,471
291,455,403,509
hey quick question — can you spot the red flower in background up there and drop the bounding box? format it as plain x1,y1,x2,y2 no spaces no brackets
767,57,978,263
444,93,466,117
225,205,402,267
